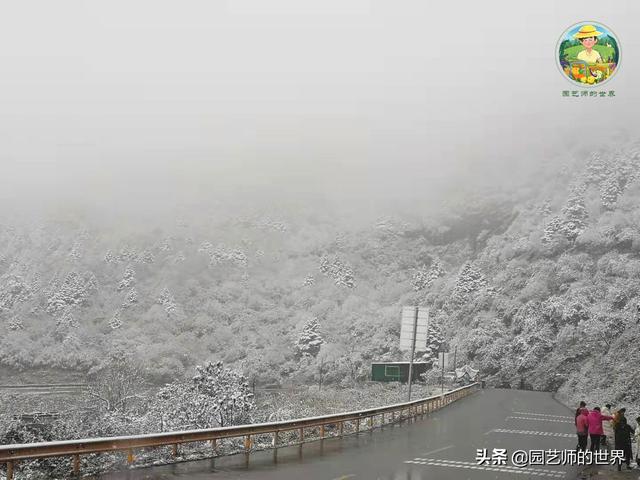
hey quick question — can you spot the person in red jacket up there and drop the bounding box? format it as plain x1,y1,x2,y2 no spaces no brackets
588,406,614,451
576,408,589,451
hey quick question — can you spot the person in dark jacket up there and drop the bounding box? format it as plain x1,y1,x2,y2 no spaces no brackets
575,401,587,426
613,408,635,471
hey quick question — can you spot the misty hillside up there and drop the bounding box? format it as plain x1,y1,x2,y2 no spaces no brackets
2,141,640,406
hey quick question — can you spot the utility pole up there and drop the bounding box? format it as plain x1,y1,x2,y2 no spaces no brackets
440,349,445,394
453,346,457,370
407,306,419,401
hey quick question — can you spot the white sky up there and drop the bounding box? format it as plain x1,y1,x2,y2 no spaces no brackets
0,0,638,219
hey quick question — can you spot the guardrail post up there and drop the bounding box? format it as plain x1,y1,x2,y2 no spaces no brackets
391,410,395,423
273,431,278,448
211,438,217,452
320,424,325,439
421,403,425,418
7,461,14,480
299,427,304,443
368,416,373,432
127,449,134,464
339,421,344,437
244,435,252,452
73,454,80,475
355,418,360,433
172,444,178,456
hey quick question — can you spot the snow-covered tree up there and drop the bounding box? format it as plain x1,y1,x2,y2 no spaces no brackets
151,361,254,429
139,250,155,264
411,260,444,292
87,356,145,413
294,317,324,358
46,272,96,315
158,287,177,317
118,265,135,291
542,216,563,244
109,310,122,330
454,263,488,299
56,308,78,330
122,288,137,308
420,318,444,367
560,184,588,240
6,316,23,331
104,250,116,264
0,274,32,312
68,241,82,261
319,256,355,288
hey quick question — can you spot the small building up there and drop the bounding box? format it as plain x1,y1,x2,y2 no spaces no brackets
371,362,430,383
455,365,479,384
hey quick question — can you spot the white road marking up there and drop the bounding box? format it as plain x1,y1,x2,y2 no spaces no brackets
488,428,575,438
423,445,454,455
405,458,566,478
507,416,574,424
411,458,566,475
513,412,573,420
332,475,356,480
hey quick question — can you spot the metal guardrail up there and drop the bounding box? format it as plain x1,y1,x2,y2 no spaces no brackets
0,382,480,479
0,384,88,389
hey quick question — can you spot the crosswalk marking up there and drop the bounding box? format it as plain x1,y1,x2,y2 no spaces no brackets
507,416,574,424
405,458,566,478
489,428,575,438
513,412,573,420
411,458,566,475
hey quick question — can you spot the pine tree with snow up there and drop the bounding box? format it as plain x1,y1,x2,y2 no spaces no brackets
158,287,177,317
122,288,137,308
109,310,122,330
411,260,445,292
118,265,135,291
319,256,356,288
584,152,609,185
139,250,155,264
600,176,622,210
104,250,116,264
542,216,563,244
559,184,588,240
159,238,173,252
420,318,444,367
68,241,82,261
7,316,23,331
46,271,96,315
0,274,32,312
303,274,315,287
294,317,324,358
454,263,488,299
56,308,78,330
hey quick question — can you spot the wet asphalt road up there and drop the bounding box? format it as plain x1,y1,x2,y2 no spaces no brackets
101,389,585,480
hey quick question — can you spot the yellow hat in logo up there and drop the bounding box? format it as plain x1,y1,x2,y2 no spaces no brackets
573,24,603,39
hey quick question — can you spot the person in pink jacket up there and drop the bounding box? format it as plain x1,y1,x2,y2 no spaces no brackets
588,406,614,451
576,408,589,451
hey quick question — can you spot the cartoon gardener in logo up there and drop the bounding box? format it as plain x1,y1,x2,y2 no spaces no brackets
574,24,603,64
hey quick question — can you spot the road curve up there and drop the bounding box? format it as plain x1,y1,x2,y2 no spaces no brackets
97,389,583,480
